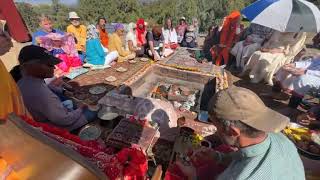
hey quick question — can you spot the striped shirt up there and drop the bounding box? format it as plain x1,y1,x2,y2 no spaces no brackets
218,133,305,180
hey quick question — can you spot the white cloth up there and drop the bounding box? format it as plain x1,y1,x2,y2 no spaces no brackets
162,28,178,44
231,41,261,69
101,46,118,65
243,32,306,85
276,59,320,96
104,51,118,65
125,31,137,51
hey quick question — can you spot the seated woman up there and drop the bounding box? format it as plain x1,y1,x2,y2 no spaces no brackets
136,18,147,50
146,25,173,61
181,25,197,48
162,17,178,50
85,24,118,69
230,24,274,71
210,11,242,66
243,31,307,85
273,56,320,109
203,24,220,62
39,33,82,72
125,23,144,57
108,23,135,63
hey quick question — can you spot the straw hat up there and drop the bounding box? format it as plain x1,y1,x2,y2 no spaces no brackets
69,12,80,19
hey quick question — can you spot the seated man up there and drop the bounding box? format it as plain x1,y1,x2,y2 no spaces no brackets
32,15,64,45
242,31,306,85
17,45,95,131
177,87,304,179
108,23,135,63
176,17,188,44
97,17,109,48
273,56,320,109
230,23,273,71
181,25,197,48
67,12,86,61
146,25,173,61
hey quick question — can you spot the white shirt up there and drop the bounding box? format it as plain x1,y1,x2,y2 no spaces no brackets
125,31,137,51
162,28,178,44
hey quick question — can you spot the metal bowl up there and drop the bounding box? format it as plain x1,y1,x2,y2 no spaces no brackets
78,125,101,141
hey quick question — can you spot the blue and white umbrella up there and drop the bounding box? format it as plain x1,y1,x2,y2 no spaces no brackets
241,0,320,32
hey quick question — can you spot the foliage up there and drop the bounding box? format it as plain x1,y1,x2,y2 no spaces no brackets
16,0,255,33
15,2,39,33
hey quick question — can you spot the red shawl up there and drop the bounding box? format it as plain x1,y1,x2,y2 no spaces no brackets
136,18,146,46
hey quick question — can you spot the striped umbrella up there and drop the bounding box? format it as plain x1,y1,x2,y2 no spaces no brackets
241,0,320,32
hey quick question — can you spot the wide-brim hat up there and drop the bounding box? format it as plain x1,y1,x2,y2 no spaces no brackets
69,12,80,19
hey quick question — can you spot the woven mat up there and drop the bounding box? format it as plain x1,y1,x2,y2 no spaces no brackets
69,59,151,87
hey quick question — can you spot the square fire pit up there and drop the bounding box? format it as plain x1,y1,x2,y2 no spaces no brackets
127,64,216,115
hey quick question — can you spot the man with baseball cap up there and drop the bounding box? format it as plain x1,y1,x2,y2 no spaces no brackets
177,86,305,179
17,45,95,131
176,16,188,44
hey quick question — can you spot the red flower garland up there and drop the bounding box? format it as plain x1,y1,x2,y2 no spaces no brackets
19,116,148,179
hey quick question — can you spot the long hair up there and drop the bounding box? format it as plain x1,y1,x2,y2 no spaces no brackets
164,17,173,31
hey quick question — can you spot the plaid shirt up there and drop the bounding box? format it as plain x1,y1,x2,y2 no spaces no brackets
217,133,305,180
245,23,274,40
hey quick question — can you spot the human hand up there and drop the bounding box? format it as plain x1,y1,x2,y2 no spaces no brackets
78,103,88,110
191,147,218,163
176,161,197,179
291,68,306,76
297,113,316,126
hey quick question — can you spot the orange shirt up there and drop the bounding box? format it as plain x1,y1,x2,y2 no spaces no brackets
99,28,109,48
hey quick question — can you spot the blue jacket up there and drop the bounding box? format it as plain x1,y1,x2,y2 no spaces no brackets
86,39,105,65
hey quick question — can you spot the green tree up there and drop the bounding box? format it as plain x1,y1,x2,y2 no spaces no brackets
16,2,40,33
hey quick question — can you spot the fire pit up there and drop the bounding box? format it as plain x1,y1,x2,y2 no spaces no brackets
127,64,216,116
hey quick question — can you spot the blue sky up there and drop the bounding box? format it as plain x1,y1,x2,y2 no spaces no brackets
15,0,78,6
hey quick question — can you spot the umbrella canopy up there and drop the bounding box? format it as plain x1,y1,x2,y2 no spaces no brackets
241,0,320,32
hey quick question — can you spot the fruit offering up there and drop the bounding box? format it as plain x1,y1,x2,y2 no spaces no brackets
283,124,320,155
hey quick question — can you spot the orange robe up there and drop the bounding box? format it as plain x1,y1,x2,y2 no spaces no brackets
0,60,28,120
99,28,109,48
211,11,241,66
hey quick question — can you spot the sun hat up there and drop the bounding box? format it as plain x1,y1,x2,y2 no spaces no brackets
209,86,289,132
69,12,80,19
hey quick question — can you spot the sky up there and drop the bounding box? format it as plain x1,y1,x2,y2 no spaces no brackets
15,0,79,6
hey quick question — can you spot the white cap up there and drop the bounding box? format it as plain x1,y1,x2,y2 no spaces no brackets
180,17,186,21
69,12,80,19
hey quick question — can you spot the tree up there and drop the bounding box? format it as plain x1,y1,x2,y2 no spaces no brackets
16,2,40,33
